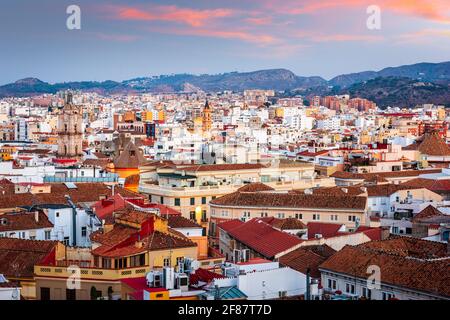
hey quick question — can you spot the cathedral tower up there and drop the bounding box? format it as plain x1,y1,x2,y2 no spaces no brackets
202,100,212,132
57,92,83,158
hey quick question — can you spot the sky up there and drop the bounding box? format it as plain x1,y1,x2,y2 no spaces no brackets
0,0,449,84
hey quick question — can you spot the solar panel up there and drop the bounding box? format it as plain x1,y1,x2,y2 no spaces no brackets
64,182,78,189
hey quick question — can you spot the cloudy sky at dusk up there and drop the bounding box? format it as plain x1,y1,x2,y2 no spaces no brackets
0,0,449,84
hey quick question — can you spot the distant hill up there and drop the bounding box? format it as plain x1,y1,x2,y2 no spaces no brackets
329,62,450,88
0,61,448,108
345,76,450,108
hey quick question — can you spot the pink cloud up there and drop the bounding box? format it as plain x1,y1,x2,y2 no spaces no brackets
109,5,235,27
260,0,449,23
149,26,276,45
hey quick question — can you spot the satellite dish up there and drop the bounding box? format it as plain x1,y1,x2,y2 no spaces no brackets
11,288,19,300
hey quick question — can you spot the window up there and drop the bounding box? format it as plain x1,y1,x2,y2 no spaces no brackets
63,237,70,246
348,215,356,222
130,254,146,267
295,213,302,219
56,212,60,218
327,279,337,290
345,283,355,294
392,226,399,234
382,292,394,300
330,215,338,221
202,210,207,222
174,198,180,206
190,198,195,206
201,197,207,204
362,287,372,299
212,196,216,200
190,211,195,220
160,196,164,204
102,258,112,269
163,258,171,267
313,214,320,221
81,227,87,237
278,213,285,219
176,257,184,266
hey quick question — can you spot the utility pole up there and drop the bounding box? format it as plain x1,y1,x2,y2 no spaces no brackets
65,195,77,247
306,268,311,301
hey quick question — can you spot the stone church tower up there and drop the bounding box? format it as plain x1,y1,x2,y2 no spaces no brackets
57,92,83,158
202,100,212,132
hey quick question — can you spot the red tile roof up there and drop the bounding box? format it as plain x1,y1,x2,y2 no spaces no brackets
331,169,441,180
219,218,303,259
0,238,59,279
306,222,345,239
211,191,367,210
319,239,450,297
189,268,225,286
279,245,336,278
168,216,201,229
0,183,142,210
413,205,446,222
403,131,450,156
0,212,53,232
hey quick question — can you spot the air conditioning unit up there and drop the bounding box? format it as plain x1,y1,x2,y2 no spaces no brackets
175,273,189,292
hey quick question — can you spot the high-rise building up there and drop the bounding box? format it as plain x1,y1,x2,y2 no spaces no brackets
57,92,83,158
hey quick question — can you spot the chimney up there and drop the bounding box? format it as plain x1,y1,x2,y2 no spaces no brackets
341,188,348,194
34,211,39,223
360,187,367,193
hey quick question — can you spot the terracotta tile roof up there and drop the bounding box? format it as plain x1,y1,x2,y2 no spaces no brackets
90,224,137,246
219,218,303,259
319,241,450,297
279,245,336,278
168,216,201,229
403,131,450,156
211,191,367,211
0,183,141,209
359,236,448,259
92,231,196,257
82,158,110,169
331,169,441,180
0,212,53,232
413,205,446,222
306,222,346,239
237,183,274,192
269,217,307,230
189,268,225,286
0,238,58,279
113,141,147,169
402,178,450,194
117,208,154,225
180,163,266,173
217,219,244,232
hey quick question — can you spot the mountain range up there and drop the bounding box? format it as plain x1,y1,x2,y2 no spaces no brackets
0,61,449,108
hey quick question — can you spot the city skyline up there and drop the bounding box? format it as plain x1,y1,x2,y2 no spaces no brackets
0,0,449,84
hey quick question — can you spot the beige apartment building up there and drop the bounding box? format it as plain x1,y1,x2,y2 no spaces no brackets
138,161,336,229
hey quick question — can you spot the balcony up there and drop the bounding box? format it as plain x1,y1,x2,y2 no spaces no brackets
35,263,150,281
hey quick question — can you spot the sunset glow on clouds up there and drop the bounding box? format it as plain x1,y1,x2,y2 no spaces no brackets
0,0,449,83
98,0,449,46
